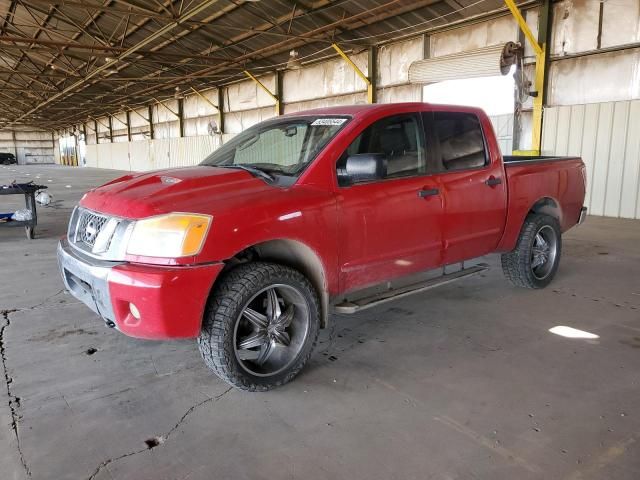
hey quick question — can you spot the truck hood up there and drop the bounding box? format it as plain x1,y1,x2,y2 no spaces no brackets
80,166,274,218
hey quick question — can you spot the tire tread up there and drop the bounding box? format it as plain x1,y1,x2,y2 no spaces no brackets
501,213,561,289
197,262,319,391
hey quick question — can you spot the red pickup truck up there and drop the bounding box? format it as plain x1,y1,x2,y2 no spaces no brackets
58,103,587,391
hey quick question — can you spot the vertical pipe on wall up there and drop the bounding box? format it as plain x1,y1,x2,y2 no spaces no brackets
126,110,132,141
148,105,155,140
178,98,185,137
596,1,604,50
421,34,430,102
539,0,553,106
513,27,526,151
82,123,87,167
275,70,284,115
423,34,431,59
108,115,113,143
73,126,79,166
368,46,377,104
217,88,225,134
11,129,17,164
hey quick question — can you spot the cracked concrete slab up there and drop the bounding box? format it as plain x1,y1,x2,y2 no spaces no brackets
0,314,27,480
1,164,640,480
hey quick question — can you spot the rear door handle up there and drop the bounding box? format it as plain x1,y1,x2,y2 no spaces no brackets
485,176,502,187
418,188,439,198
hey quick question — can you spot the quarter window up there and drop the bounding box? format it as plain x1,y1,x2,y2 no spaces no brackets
432,112,487,171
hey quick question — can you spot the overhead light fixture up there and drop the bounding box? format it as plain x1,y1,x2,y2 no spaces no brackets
174,86,184,99
104,56,115,63
286,49,302,70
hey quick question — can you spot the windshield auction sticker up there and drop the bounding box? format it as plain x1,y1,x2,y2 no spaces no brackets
311,118,347,126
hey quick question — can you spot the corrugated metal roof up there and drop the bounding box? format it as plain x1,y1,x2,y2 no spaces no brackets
0,0,508,129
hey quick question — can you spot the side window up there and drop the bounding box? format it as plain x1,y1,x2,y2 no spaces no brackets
432,112,487,171
339,113,426,182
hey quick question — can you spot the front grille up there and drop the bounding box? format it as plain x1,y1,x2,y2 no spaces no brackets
76,210,109,247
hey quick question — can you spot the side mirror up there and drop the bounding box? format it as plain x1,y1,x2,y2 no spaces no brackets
338,153,387,185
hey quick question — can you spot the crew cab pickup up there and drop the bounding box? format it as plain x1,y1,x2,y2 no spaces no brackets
58,103,587,391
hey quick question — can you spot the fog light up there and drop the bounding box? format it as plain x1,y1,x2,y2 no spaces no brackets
129,303,141,319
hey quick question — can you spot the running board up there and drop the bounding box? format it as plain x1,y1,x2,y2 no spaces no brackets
333,263,489,314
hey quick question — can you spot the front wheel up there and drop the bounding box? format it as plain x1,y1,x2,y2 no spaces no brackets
501,213,562,289
198,262,320,391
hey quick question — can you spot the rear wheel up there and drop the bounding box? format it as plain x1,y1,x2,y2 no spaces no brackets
501,213,561,289
198,262,320,391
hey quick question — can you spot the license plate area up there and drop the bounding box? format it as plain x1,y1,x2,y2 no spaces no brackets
63,267,101,316
65,268,92,295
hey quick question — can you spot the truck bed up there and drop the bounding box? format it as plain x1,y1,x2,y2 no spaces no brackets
503,155,577,164
497,154,586,252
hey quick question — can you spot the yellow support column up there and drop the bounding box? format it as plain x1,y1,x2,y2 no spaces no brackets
504,0,546,154
531,48,546,152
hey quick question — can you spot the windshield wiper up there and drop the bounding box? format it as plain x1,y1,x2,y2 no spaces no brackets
215,164,275,182
245,163,295,176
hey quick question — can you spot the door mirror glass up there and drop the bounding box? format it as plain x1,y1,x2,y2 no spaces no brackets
338,153,387,185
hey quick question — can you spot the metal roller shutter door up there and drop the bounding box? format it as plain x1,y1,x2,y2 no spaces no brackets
408,44,507,84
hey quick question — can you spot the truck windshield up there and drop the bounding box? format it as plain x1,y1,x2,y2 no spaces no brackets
200,116,350,181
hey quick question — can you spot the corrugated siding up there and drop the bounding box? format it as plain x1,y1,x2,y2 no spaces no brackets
489,113,514,154
85,137,221,172
542,100,640,219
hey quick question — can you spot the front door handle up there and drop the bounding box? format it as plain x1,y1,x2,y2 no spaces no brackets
418,188,439,198
485,176,502,187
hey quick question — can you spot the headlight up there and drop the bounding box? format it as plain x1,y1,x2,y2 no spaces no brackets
126,213,212,258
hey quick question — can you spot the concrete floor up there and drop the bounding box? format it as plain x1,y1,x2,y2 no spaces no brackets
1,164,639,480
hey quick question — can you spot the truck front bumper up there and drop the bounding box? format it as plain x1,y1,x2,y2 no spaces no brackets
57,238,224,339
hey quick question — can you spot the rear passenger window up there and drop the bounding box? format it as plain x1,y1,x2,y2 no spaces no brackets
342,113,426,180
433,112,487,171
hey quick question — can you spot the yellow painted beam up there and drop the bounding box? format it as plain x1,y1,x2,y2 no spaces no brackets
504,0,542,55
152,97,180,118
88,115,110,131
512,150,540,156
332,43,374,103
127,107,150,124
190,87,220,112
243,70,281,116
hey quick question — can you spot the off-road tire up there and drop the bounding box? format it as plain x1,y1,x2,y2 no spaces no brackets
501,213,562,289
198,262,320,391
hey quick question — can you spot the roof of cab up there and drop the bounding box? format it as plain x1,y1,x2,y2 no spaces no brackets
289,102,487,118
